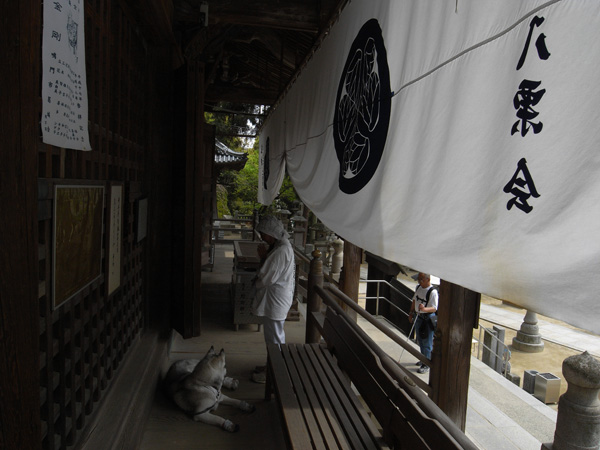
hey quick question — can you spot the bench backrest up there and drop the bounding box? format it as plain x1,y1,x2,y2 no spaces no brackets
321,302,472,449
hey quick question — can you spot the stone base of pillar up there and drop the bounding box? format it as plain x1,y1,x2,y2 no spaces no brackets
512,332,545,352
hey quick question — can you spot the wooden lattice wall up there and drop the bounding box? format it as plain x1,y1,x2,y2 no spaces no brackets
38,1,150,448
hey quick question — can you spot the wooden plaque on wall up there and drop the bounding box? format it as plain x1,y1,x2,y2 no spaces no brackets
53,184,105,309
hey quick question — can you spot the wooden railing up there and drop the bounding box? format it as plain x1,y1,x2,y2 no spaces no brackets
293,247,339,305
323,284,432,394
303,249,478,449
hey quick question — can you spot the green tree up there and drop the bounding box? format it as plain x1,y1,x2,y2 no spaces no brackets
224,139,299,215
205,104,298,216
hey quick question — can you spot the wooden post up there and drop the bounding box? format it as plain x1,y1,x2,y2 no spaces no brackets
431,280,480,431
173,60,206,338
305,250,323,344
340,240,362,320
1,1,41,448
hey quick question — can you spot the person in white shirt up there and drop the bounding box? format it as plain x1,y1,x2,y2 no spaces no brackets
408,272,438,374
250,215,295,382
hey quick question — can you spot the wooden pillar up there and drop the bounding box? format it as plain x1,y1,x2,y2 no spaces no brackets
172,60,206,338
431,280,480,431
0,1,41,448
183,60,205,337
145,45,174,332
339,240,362,321
306,250,324,344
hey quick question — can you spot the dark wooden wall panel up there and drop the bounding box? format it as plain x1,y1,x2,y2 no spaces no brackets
1,1,42,449
36,1,153,449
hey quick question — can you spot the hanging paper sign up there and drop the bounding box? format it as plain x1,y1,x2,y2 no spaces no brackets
41,0,91,150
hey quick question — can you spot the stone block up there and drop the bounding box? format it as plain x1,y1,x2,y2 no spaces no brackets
482,328,498,369
523,369,539,394
507,373,521,387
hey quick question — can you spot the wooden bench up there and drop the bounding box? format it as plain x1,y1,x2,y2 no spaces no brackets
265,293,478,450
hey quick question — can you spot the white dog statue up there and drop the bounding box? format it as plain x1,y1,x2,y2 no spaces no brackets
164,346,255,432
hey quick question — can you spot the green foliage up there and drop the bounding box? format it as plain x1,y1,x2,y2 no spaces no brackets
217,138,299,216
216,184,231,217
204,102,265,150
278,174,299,210
206,103,298,216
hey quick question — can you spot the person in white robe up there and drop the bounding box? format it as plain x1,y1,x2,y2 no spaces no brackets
251,215,295,382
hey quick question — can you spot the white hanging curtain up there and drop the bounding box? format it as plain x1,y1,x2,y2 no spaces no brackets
259,0,600,334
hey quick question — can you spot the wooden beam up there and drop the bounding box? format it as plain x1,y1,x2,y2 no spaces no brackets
0,0,41,448
119,0,175,44
202,0,331,33
176,0,345,30
205,106,267,117
431,280,481,431
205,86,279,105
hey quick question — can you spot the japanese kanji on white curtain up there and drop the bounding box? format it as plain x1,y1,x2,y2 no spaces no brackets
259,0,600,334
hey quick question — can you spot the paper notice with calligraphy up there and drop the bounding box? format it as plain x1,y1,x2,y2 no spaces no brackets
42,0,91,150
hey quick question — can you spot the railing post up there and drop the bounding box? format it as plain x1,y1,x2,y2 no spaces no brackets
432,280,480,431
340,240,362,321
305,249,323,344
542,351,600,450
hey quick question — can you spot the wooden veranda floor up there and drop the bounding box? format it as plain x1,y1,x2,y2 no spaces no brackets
140,314,307,449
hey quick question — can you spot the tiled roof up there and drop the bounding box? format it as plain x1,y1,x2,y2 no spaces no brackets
215,140,248,169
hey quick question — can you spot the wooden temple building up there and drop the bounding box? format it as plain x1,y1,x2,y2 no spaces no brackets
4,1,577,449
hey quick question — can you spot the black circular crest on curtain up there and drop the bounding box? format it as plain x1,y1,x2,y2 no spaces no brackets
263,136,270,190
333,19,391,194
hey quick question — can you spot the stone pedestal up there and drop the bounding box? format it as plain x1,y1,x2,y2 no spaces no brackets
512,310,545,353
543,351,600,450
